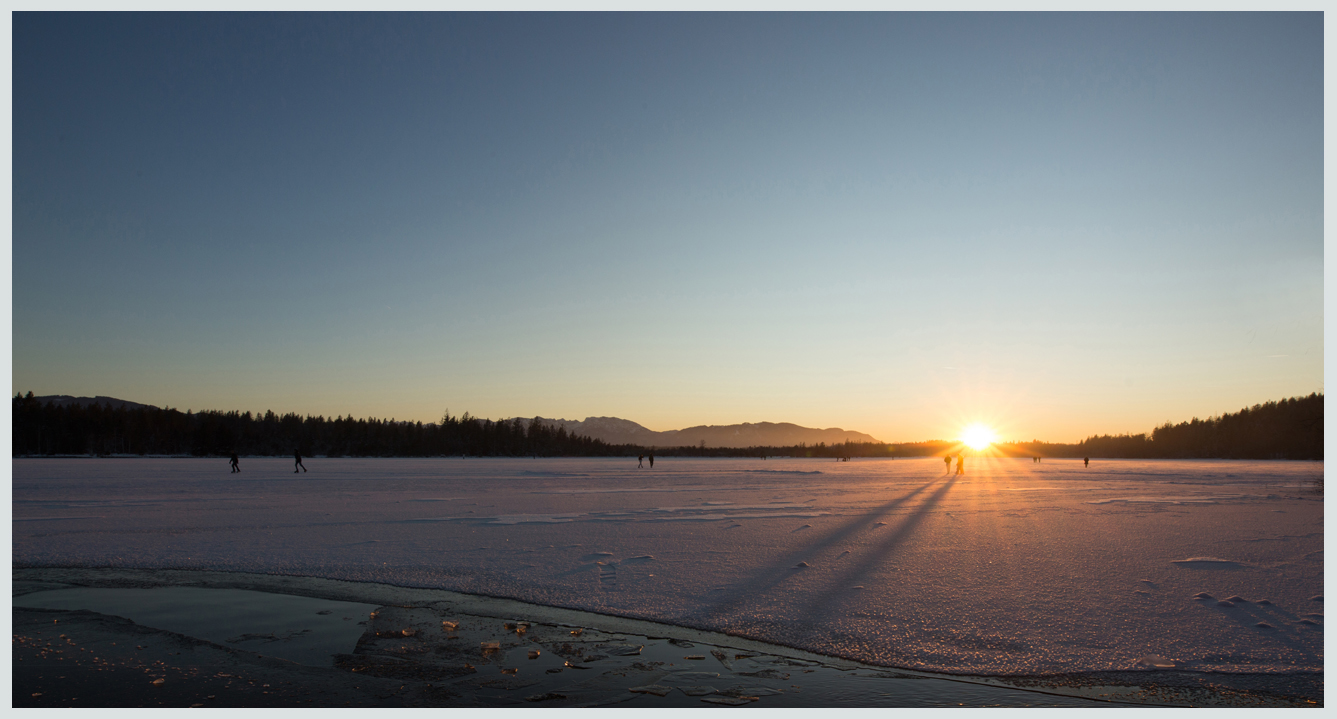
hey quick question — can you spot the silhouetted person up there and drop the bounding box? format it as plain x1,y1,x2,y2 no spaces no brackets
229,453,240,473
638,455,644,468
944,456,952,473
1084,457,1090,468
649,453,654,468
955,454,964,475
295,450,307,473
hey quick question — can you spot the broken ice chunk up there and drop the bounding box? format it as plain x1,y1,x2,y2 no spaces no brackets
702,696,755,705
628,685,673,696
1137,656,1175,669
599,643,643,656
679,686,717,696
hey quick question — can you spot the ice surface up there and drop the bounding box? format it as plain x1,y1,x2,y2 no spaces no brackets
11,456,1323,676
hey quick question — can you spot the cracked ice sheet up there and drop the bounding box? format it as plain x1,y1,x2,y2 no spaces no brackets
11,456,1324,677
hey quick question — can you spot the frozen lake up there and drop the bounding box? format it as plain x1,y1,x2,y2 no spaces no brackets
12,456,1323,677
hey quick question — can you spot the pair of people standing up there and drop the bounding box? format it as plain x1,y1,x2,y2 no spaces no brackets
226,451,306,473
943,454,964,475
637,453,655,468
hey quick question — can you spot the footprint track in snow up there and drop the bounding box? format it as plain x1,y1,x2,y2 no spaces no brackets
598,561,618,591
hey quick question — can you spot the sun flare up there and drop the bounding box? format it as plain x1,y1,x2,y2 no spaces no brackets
960,423,997,450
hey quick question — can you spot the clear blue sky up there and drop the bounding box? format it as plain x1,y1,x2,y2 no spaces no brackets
12,12,1323,443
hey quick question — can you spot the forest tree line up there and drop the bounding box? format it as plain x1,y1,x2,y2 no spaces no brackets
10,392,1322,460
10,395,634,458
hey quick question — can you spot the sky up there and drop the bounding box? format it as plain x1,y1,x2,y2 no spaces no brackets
11,12,1324,444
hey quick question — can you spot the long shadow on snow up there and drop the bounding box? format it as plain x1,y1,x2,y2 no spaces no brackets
792,473,961,622
1198,601,1324,661
690,475,945,623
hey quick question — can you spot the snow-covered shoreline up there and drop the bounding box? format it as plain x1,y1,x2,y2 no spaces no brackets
12,456,1323,677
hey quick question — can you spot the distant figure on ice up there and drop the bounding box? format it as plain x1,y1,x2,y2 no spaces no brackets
649,453,655,468
295,450,307,473
1084,457,1090,468
944,456,952,473
229,453,240,473
955,454,964,475
638,455,644,468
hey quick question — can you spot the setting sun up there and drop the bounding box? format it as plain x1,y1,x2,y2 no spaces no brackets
960,423,997,450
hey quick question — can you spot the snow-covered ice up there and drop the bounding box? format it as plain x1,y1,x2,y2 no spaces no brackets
11,456,1323,676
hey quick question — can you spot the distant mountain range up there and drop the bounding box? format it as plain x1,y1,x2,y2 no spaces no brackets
522,416,882,448
22,395,881,449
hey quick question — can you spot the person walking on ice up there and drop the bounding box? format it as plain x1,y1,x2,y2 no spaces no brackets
229,453,240,473
944,455,952,474
955,453,964,475
638,455,644,468
1084,457,1090,468
648,452,654,468
295,450,307,473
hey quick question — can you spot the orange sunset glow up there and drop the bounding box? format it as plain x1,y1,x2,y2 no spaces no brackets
959,423,998,451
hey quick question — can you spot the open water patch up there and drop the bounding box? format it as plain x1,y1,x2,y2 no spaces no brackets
13,586,376,666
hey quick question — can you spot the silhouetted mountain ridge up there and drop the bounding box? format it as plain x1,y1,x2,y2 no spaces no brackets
524,416,882,448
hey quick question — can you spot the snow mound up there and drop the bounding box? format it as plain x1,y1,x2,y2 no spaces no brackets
1172,557,1246,567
